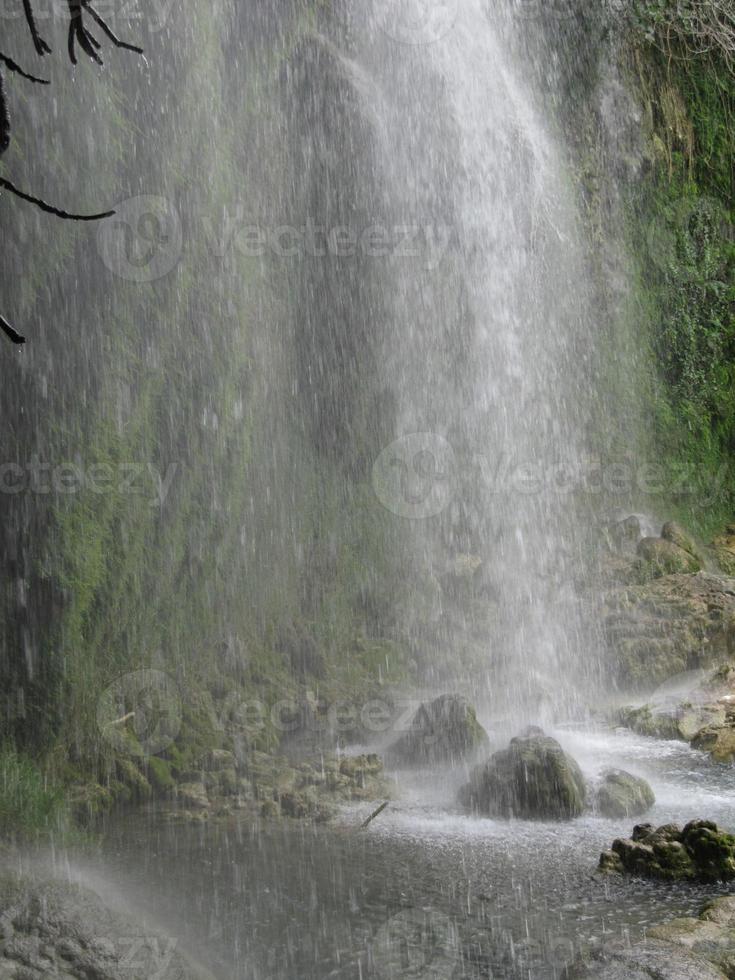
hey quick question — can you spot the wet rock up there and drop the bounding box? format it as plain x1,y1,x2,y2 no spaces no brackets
387,694,489,766
177,782,210,810
617,701,727,743
637,537,702,576
566,938,728,979
617,704,681,740
605,515,643,553
594,769,655,818
662,521,702,563
602,572,735,688
711,526,735,575
599,820,735,882
691,724,735,762
0,868,214,980
458,729,586,820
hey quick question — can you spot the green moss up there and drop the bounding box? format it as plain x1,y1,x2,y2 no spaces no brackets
146,757,175,793
0,747,68,841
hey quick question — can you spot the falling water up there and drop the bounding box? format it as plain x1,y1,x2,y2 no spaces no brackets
325,0,604,726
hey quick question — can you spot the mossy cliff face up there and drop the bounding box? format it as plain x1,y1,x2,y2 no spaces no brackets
555,0,735,537
0,1,416,808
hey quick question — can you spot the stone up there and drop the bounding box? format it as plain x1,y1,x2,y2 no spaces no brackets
602,572,735,688
177,782,210,810
599,820,735,882
637,537,702,576
458,729,586,820
606,515,643,553
0,868,214,980
691,724,735,762
594,769,655,818
662,521,702,562
387,694,489,765
711,527,735,575
566,939,728,979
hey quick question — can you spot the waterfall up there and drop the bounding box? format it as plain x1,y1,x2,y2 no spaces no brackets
314,0,604,727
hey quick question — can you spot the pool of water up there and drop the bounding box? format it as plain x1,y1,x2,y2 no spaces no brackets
66,728,735,979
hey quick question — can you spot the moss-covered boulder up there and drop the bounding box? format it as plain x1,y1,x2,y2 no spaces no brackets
387,694,489,766
458,729,586,820
662,522,703,563
599,820,735,882
637,537,702,576
595,769,655,819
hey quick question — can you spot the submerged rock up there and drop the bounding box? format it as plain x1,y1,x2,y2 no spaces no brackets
458,729,586,820
387,694,489,765
594,769,655,818
599,820,735,882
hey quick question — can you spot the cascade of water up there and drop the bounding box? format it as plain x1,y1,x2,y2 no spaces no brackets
357,0,602,727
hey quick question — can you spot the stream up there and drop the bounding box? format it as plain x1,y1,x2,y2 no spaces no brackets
65,727,735,980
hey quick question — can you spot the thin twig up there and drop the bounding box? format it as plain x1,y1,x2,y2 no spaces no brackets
360,801,389,829
83,2,144,55
0,54,49,85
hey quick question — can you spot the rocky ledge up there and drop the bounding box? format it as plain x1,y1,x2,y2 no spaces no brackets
567,896,735,979
0,867,213,980
599,820,735,882
166,750,388,824
617,665,735,762
600,517,735,689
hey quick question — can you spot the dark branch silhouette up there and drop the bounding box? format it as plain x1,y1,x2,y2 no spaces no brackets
0,177,115,221
2,0,144,344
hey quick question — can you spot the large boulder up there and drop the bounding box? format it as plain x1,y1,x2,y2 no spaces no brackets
594,769,655,818
457,728,586,820
599,820,735,882
387,694,489,766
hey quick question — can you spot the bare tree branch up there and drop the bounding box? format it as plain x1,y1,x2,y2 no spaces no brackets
0,54,49,85
22,0,51,57
2,1,144,344
83,2,144,56
0,176,116,221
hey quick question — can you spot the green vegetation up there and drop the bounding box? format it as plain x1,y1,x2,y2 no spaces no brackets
0,747,68,841
625,0,735,535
